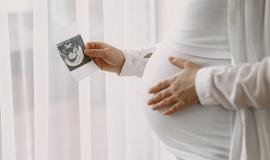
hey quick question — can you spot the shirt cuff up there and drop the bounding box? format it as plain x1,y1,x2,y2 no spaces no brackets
118,49,147,77
195,67,220,106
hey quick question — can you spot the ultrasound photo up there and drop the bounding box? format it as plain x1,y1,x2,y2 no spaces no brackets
57,35,92,71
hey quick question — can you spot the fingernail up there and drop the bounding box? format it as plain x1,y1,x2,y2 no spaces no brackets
169,57,174,61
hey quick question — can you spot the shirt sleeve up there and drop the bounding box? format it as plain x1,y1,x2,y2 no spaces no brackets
195,57,270,110
118,45,157,77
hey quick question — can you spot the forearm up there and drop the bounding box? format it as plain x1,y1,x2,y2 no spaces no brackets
195,57,270,110
119,45,158,77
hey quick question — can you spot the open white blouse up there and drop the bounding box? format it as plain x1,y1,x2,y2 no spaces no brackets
120,0,270,160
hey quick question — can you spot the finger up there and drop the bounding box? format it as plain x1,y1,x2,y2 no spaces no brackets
86,42,105,49
94,58,104,70
148,78,175,94
84,49,108,59
169,57,189,68
95,58,111,71
151,96,177,110
148,89,171,105
164,101,184,115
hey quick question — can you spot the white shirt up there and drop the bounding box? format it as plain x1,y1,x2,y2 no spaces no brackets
170,0,230,59
120,0,270,159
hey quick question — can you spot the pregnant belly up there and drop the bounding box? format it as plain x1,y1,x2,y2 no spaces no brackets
139,42,234,160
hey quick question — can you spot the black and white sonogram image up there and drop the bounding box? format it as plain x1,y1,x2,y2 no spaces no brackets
57,35,92,71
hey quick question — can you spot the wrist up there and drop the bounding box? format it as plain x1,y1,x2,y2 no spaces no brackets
116,50,125,75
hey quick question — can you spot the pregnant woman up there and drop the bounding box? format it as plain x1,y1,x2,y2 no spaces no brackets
84,0,270,159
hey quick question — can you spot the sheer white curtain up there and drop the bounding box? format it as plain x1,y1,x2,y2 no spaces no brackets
0,0,177,159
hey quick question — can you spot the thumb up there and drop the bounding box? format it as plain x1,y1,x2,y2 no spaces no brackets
169,57,187,68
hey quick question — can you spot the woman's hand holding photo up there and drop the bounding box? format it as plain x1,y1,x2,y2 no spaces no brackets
84,42,125,74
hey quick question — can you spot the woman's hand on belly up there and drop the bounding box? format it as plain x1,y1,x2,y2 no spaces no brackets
148,57,202,115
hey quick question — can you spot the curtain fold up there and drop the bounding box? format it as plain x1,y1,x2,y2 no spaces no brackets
33,0,49,159
17,12,34,160
47,0,80,159
0,8,17,160
76,0,92,160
